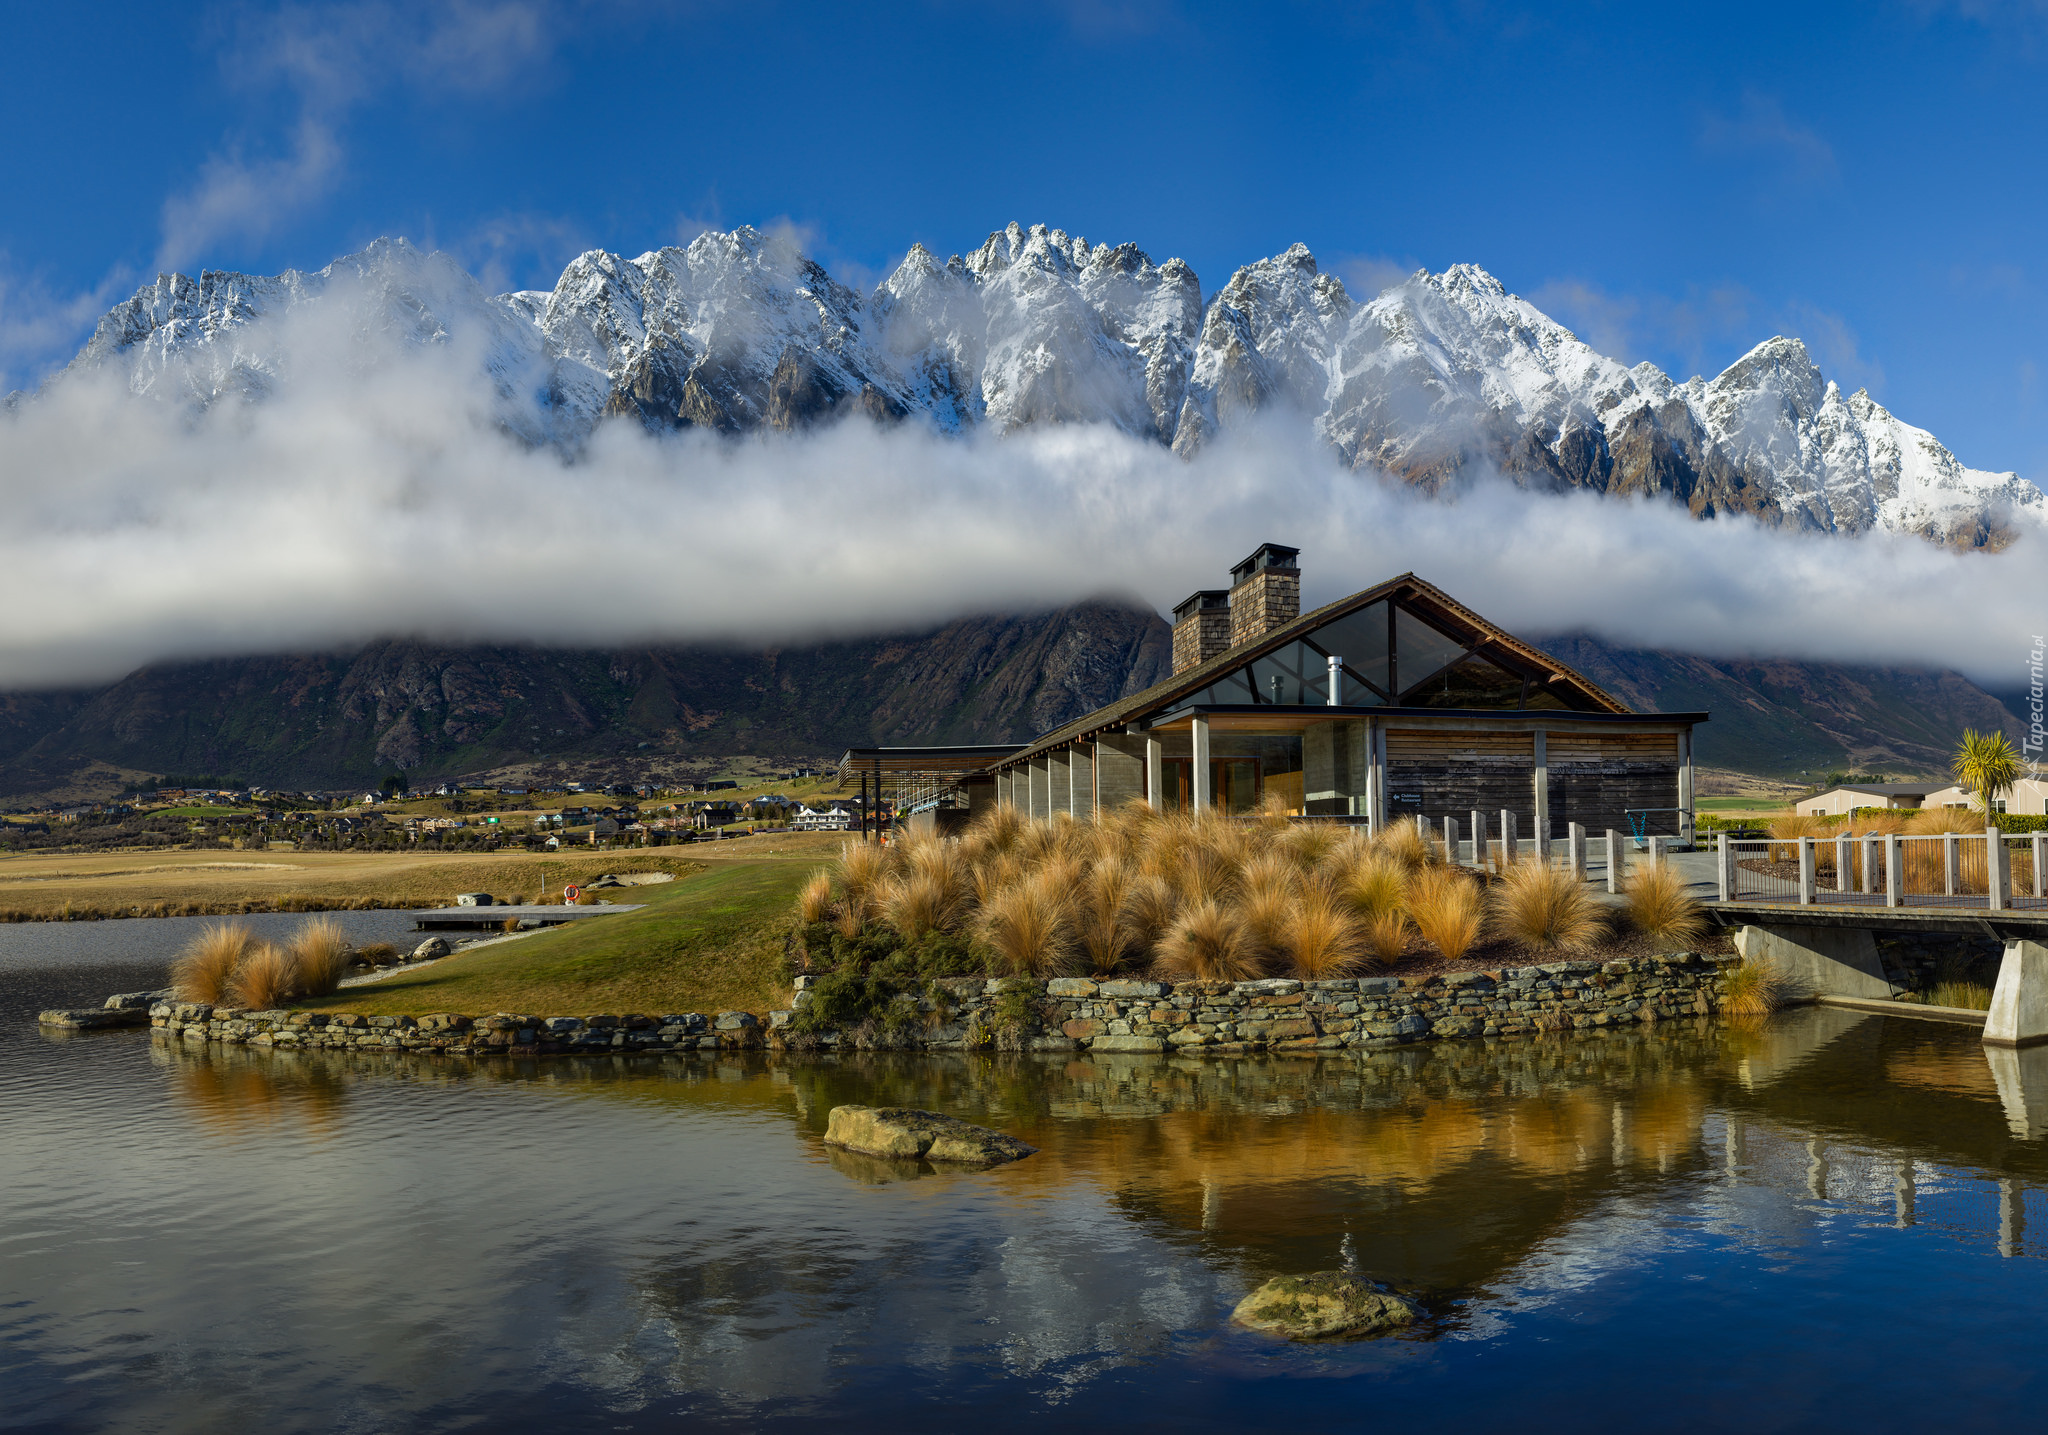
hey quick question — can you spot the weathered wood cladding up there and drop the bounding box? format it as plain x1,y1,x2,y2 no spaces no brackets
1547,731,1682,836
1382,728,1536,829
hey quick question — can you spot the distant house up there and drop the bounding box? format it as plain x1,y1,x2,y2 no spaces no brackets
688,801,743,829
1796,783,1945,817
1911,779,2048,816
587,817,621,843
791,804,854,832
705,779,738,792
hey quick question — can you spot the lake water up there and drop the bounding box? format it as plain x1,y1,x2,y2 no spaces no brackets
6,935,2048,1432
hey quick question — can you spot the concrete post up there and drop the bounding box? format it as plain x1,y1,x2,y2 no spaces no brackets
1469,810,1487,866
1443,815,1461,866
1145,734,1163,810
1944,833,1959,896
2036,833,2047,899
1836,834,1853,897
1677,729,1696,846
1985,940,2048,1048
1861,836,1875,895
1885,834,1902,908
1989,828,2010,911
1534,813,1551,861
1607,829,1624,894
1191,714,1212,811
1532,730,1550,848
1716,832,1731,902
1798,838,1815,905
1648,835,1666,867
1500,809,1518,864
1568,822,1587,882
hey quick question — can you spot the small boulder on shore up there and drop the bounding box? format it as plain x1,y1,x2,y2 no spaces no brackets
824,1105,1036,1166
1231,1272,1421,1340
412,937,451,961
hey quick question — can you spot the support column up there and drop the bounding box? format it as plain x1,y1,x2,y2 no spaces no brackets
1191,714,1213,811
1366,721,1385,836
1677,729,1695,846
1146,734,1163,810
1069,744,1096,818
1985,939,2048,1048
1532,731,1550,855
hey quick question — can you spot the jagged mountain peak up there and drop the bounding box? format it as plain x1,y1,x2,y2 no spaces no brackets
41,227,2046,549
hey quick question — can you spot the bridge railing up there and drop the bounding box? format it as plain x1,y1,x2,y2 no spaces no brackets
1717,830,2048,910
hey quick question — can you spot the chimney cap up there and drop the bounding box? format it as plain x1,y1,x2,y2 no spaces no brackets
1172,589,1231,621
1230,542,1300,584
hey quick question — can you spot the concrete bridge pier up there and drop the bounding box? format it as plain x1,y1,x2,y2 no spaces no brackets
1733,925,1896,1002
1984,1043,2048,1139
1984,940,2048,1049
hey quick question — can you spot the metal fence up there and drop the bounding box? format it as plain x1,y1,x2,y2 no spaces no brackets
1717,831,2048,910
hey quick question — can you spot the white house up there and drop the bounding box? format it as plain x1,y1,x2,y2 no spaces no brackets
1796,783,1944,818
1914,778,2048,815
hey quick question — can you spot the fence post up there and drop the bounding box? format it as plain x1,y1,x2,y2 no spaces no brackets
1861,836,1876,896
1798,838,1815,906
1835,834,1853,897
1607,829,1625,894
1944,833,1959,896
1500,809,1518,864
1648,834,1666,867
1569,822,1587,881
1535,813,1551,861
1988,828,2010,911
1717,832,1731,902
1886,835,1902,908
1443,815,1461,866
2035,833,2046,900
1470,810,1487,867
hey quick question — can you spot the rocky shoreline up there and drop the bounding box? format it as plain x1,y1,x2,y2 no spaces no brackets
102,952,1740,1057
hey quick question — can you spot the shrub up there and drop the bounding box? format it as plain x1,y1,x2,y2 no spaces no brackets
171,921,253,1002
288,917,350,997
1622,861,1706,946
1722,958,1792,1016
1408,867,1483,961
1154,899,1260,983
972,869,1075,978
1274,888,1361,980
1490,859,1604,952
798,870,834,924
226,941,298,1010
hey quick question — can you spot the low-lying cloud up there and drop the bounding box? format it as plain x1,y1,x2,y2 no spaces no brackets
1,330,2042,695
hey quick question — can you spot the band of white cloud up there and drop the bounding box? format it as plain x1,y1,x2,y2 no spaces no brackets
1,320,2041,694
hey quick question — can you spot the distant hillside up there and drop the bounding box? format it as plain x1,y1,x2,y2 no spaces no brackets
1541,636,2022,779
0,604,2023,803
0,600,1171,801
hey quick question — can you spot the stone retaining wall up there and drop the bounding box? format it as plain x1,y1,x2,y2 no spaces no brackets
148,952,1737,1058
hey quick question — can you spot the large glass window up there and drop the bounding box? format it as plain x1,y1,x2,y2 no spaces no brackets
1393,606,1469,695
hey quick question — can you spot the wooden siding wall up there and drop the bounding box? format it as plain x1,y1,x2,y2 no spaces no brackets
1547,732,1681,836
1383,730,1535,828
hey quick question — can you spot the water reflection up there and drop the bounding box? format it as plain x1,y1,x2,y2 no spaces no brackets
9,1011,2048,1430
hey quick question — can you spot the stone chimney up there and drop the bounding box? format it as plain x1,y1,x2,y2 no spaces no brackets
1171,590,1232,675
1227,543,1301,649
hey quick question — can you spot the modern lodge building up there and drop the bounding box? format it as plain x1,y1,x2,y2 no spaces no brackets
852,545,1707,843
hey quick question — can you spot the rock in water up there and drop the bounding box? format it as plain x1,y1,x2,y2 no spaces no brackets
1231,1272,1420,1340
823,1105,1037,1166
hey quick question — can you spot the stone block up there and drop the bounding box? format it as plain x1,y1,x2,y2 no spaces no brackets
1062,1018,1105,1039
1090,1034,1166,1053
1046,978,1098,997
1097,980,1167,999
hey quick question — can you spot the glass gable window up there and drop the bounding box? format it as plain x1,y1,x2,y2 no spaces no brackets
1173,597,1578,712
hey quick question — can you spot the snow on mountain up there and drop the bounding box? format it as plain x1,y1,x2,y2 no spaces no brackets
42,226,2046,549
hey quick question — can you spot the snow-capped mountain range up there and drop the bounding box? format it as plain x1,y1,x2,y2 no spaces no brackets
47,223,2046,548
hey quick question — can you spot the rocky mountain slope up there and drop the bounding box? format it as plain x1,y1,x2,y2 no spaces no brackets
0,601,1172,799
49,226,2045,549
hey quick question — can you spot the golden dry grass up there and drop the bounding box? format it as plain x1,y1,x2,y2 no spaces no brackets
171,921,253,1002
1154,898,1259,982
1407,866,1483,961
1489,859,1605,953
0,848,704,922
1272,887,1361,980
226,941,297,1010
1622,861,1707,946
288,916,351,997
1722,958,1793,1016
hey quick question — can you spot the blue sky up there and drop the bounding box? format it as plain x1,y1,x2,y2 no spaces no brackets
5,0,2047,481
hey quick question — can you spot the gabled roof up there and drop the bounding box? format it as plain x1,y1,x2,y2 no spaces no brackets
998,572,1635,767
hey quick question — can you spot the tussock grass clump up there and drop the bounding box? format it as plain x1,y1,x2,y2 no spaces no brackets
1075,862,1139,976
973,869,1075,977
1374,820,1436,874
1722,959,1793,1016
1407,866,1483,961
1274,888,1360,980
226,941,298,1010
879,871,963,940
1905,806,1987,836
1154,899,1260,983
798,871,834,924
1621,861,1706,946
1489,859,1604,953
354,941,398,965
171,921,254,1003
1928,980,1994,1011
288,917,351,997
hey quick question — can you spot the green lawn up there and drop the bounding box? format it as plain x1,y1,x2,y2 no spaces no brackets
296,858,820,1018
1696,796,1791,813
